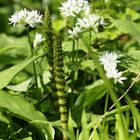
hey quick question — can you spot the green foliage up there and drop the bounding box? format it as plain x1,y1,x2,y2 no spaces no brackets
75,80,107,109
0,91,54,140
0,55,41,89
114,20,140,45
0,0,140,139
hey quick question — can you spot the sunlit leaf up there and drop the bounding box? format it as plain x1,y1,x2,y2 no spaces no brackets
114,20,140,45
75,80,107,109
53,19,66,32
0,112,9,124
7,71,51,92
0,91,54,140
128,50,140,73
0,55,41,89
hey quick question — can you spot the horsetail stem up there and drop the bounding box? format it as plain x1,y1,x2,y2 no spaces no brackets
54,33,68,140
44,7,68,139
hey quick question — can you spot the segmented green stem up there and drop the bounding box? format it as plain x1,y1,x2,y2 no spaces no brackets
54,34,68,140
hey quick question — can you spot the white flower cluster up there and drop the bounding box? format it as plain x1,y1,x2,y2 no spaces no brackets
59,0,106,39
9,8,43,27
59,0,90,17
77,15,105,31
68,26,82,39
33,32,45,48
68,15,105,39
99,52,127,84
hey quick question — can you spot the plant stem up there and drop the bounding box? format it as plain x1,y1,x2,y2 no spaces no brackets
89,30,92,46
72,39,75,63
71,17,77,94
82,69,87,90
101,92,109,136
54,34,68,140
82,31,92,90
26,28,39,100
71,39,75,94
75,39,79,63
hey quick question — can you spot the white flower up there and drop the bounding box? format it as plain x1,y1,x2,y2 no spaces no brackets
113,71,127,84
59,0,90,17
68,26,82,39
99,18,106,27
9,9,27,26
99,52,119,71
99,52,127,84
33,32,45,47
24,10,43,27
76,15,105,31
9,8,43,27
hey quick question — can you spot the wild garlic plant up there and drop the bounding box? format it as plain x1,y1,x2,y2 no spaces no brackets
9,8,44,100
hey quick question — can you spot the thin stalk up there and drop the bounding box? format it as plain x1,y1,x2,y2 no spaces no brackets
71,17,77,94
100,92,109,140
26,28,39,100
102,0,105,9
71,39,76,94
71,16,77,63
104,92,109,114
72,39,75,63
89,30,92,46
82,31,92,90
82,69,87,90
75,39,79,63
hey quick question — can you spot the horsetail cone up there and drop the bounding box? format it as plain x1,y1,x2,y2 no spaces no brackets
53,33,68,131
44,7,56,92
44,7,59,111
44,7,54,68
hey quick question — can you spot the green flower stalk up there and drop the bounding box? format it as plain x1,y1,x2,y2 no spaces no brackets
44,7,57,95
54,33,68,140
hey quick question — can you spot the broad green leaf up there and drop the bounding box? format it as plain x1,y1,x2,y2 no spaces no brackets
53,19,66,32
125,8,140,21
68,111,76,140
89,114,102,129
81,60,95,70
7,71,51,92
114,20,140,45
90,130,99,140
81,110,89,140
0,55,41,89
23,137,32,140
0,112,9,124
0,34,29,51
72,81,106,125
0,91,54,140
0,46,18,54
78,112,101,140
115,114,128,140
128,50,140,73
75,80,107,109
